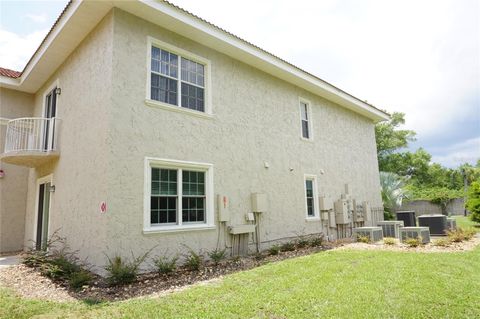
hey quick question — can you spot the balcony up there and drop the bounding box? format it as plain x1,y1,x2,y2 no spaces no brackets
1,117,60,167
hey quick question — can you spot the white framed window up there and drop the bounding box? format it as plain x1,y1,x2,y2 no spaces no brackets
146,37,212,117
144,158,215,233
304,174,319,219
299,98,313,140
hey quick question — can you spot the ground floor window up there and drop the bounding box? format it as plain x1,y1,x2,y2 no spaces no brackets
304,174,319,219
145,158,214,232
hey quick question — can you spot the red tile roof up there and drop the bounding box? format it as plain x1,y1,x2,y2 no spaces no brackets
0,67,21,78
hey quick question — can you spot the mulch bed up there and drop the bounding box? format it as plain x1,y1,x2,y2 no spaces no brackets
1,242,343,302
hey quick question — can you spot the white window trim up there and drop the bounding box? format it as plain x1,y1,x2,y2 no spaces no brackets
144,157,215,234
145,36,213,117
304,174,320,220
299,97,313,141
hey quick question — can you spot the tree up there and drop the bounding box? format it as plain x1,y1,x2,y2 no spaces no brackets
379,172,410,220
375,112,416,172
466,181,480,223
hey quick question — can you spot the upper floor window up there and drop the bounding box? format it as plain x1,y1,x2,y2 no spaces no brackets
299,99,312,140
149,39,209,114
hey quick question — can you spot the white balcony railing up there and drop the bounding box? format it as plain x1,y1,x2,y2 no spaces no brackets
4,117,60,154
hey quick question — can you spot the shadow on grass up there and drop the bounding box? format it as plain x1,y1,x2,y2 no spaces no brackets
81,298,107,306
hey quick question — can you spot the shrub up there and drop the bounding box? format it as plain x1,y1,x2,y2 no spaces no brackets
22,233,93,290
184,249,202,271
309,235,324,247
404,237,422,247
448,228,476,242
153,255,178,275
356,235,370,244
208,249,227,265
268,245,280,255
296,238,310,248
280,242,296,252
433,238,451,247
253,252,265,261
105,251,149,286
69,270,93,290
447,229,466,242
383,237,396,245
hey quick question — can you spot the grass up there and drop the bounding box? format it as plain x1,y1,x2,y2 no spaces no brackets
454,215,480,231
2,242,480,319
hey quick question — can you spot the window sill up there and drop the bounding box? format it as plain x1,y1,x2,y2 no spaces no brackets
143,224,216,234
145,99,214,120
305,217,321,222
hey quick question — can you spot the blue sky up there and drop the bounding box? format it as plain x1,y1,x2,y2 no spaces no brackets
1,0,479,168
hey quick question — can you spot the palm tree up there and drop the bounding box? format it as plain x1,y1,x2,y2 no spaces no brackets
379,172,410,220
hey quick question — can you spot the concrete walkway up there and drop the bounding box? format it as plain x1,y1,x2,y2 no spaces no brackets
0,255,20,269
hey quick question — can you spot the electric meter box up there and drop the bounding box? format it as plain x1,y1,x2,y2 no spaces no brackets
334,199,351,224
319,196,334,211
217,194,230,222
251,193,268,213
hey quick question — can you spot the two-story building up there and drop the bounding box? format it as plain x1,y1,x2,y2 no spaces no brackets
0,0,388,272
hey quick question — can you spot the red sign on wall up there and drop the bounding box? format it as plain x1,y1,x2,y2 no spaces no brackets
100,201,107,213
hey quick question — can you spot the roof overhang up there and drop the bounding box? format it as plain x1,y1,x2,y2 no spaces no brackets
0,0,389,122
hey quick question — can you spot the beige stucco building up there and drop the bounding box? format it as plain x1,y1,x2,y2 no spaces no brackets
0,0,388,273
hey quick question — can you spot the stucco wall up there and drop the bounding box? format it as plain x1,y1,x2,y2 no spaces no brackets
21,12,114,269
0,88,34,253
104,9,383,263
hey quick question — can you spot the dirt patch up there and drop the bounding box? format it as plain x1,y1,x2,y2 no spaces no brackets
336,236,480,253
0,243,336,302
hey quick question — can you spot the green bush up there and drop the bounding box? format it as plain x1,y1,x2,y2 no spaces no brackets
153,255,178,275
69,270,93,290
356,235,370,243
22,234,93,290
184,249,202,271
309,236,323,247
105,251,149,286
383,237,396,245
296,238,310,248
268,245,280,255
467,181,480,223
280,242,296,252
448,228,476,242
404,237,422,247
208,249,227,265
433,238,451,247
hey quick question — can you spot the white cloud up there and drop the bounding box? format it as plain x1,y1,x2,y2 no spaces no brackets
431,137,480,167
0,28,48,71
25,13,48,23
171,0,479,165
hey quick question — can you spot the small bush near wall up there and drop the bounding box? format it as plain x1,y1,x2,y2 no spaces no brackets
105,251,150,286
21,232,93,291
356,235,371,244
208,249,227,265
268,245,280,256
383,237,396,245
404,237,422,247
153,255,178,275
183,248,203,271
433,238,451,247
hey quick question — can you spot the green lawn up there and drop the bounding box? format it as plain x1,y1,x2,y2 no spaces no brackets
2,241,480,319
454,215,480,230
